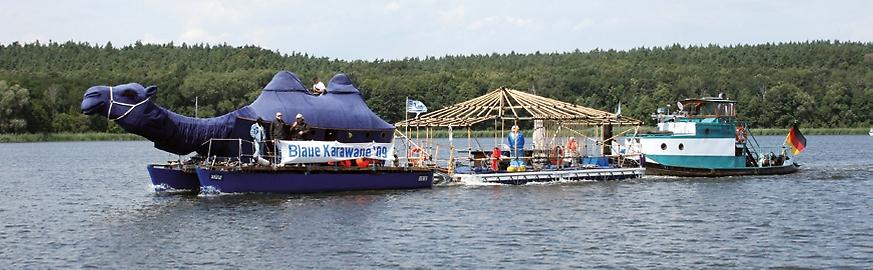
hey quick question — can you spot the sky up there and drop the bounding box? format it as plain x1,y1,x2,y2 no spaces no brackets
1,0,871,60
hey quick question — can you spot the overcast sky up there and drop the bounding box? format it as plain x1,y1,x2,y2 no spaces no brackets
1,0,871,60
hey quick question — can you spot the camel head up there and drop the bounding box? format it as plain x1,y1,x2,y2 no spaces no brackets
81,83,158,120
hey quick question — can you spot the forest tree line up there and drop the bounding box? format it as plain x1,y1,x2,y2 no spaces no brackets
1,40,872,134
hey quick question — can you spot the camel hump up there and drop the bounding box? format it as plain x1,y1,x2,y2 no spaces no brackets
326,73,360,94
263,70,307,92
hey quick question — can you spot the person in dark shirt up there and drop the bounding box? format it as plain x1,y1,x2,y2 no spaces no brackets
271,112,287,141
289,113,311,140
266,112,287,160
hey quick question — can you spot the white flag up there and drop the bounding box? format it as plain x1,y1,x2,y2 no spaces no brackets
406,98,428,114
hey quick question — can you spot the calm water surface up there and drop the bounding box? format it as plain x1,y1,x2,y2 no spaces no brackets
1,136,872,269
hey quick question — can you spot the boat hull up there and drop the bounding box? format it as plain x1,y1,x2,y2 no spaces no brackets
195,166,434,194
645,162,800,177
146,164,200,191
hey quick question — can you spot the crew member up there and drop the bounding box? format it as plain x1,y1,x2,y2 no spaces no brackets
491,146,501,171
271,112,287,141
507,125,525,163
289,113,311,140
565,137,578,166
250,118,266,158
312,77,326,95
269,112,287,160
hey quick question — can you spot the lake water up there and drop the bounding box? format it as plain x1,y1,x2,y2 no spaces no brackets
1,135,872,268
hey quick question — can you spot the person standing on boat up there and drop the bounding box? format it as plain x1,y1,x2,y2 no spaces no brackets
250,118,266,158
290,113,311,140
507,125,525,163
271,112,288,140
270,112,288,154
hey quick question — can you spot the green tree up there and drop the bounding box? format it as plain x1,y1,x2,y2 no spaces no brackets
0,80,30,133
51,107,90,133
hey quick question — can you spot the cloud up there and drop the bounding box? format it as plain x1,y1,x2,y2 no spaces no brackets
438,5,465,24
179,27,229,44
19,33,47,43
185,0,243,23
2,0,872,60
384,2,400,12
180,27,207,41
506,17,532,27
141,33,168,44
467,16,532,31
572,19,595,31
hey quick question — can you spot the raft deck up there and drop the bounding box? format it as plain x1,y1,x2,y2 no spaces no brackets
454,167,644,185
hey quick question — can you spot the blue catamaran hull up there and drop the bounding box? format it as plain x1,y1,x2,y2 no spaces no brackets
195,166,433,194
147,164,200,191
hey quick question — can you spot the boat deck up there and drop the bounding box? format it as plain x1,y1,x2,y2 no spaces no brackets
454,167,645,185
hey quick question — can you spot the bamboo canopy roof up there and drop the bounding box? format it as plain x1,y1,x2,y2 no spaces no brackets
396,87,642,127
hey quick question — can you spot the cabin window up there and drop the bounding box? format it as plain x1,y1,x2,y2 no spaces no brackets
660,143,667,150
380,132,387,139
364,132,372,139
678,143,684,151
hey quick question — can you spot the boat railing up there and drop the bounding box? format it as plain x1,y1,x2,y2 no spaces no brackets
740,120,762,150
752,146,787,155
749,145,791,167
201,138,260,167
455,148,642,171
203,138,411,170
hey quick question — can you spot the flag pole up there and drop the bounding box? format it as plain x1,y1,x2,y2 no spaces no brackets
405,97,409,167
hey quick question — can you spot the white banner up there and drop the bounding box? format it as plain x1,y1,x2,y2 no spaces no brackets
278,140,394,164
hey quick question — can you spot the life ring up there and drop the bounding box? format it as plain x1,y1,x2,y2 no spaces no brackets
550,145,564,165
356,158,370,168
735,126,747,143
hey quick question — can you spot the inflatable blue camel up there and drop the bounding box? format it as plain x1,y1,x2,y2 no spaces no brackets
81,71,394,157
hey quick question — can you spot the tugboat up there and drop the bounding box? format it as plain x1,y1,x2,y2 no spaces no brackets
624,96,801,177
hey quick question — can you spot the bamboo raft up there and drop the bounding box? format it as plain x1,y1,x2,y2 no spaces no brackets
455,167,644,185
395,87,646,184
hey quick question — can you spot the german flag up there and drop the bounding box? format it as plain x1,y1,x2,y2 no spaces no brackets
785,123,807,155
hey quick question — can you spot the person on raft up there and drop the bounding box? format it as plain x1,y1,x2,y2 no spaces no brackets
507,125,525,163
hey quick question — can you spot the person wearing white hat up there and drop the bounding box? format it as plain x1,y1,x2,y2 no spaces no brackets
290,113,310,140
